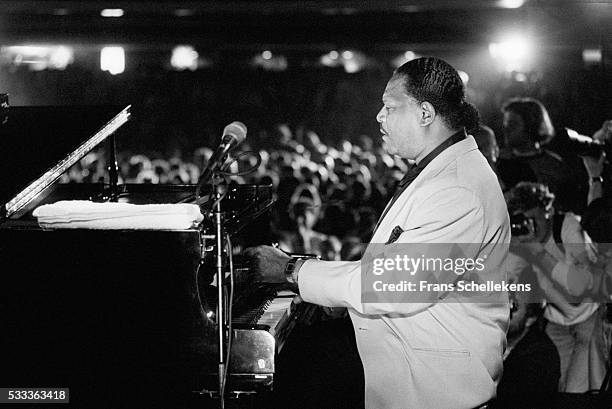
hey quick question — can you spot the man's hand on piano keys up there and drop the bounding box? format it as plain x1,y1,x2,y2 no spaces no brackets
243,245,292,284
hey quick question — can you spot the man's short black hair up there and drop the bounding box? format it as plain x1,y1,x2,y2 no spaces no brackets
394,57,479,132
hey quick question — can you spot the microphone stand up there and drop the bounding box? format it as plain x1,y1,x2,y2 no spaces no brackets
197,169,230,409
213,175,227,408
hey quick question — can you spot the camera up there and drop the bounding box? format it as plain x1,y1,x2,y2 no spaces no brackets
510,213,535,236
565,127,611,158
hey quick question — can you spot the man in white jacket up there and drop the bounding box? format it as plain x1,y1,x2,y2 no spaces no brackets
246,57,510,409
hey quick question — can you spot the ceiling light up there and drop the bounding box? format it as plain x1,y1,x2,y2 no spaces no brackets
489,35,533,71
171,46,199,71
100,47,125,75
499,0,524,9
100,9,124,18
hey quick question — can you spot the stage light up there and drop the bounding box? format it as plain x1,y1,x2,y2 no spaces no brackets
100,9,124,18
391,51,419,68
489,35,532,71
343,50,366,73
320,50,366,72
344,60,360,73
1,45,74,70
320,51,342,67
583,48,602,65
404,51,416,61
5,45,47,58
489,37,529,60
171,46,198,70
48,46,73,69
513,72,528,82
100,47,125,75
252,52,287,71
499,0,524,9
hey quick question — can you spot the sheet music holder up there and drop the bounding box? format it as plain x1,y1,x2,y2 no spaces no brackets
0,105,130,219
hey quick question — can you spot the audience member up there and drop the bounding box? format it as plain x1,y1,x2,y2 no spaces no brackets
506,182,606,392
497,97,589,213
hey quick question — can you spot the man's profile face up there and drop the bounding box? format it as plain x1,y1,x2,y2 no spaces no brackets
376,76,425,160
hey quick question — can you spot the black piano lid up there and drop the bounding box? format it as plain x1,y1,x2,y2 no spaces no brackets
0,105,131,218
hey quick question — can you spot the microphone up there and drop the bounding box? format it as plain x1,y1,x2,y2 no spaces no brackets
197,121,247,195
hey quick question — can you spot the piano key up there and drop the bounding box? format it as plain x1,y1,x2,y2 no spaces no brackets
257,296,294,329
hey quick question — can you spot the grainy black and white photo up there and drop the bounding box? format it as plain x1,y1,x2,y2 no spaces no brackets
1,1,611,408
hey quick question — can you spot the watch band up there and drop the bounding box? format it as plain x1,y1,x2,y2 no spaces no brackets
285,257,302,283
283,254,319,285
284,258,297,274
590,176,604,184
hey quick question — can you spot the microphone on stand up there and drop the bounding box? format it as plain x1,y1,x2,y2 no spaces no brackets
196,121,247,198
192,121,246,405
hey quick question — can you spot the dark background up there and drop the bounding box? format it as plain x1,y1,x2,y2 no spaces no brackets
0,0,610,154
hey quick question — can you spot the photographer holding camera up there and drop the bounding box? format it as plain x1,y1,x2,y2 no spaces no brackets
506,182,607,393
498,97,611,214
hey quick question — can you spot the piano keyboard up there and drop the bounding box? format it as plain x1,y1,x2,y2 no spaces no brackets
229,289,300,355
198,288,318,392
258,295,294,337
232,291,295,329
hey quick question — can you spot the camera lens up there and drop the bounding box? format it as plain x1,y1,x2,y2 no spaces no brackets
510,213,532,236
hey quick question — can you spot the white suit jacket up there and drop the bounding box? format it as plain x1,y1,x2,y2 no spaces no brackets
299,136,510,409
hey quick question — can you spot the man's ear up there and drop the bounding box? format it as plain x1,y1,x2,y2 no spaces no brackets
419,101,436,126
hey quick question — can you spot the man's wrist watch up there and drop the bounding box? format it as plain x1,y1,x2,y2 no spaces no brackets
284,258,303,283
590,176,604,184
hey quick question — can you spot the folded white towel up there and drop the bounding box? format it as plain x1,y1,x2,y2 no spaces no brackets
33,200,203,230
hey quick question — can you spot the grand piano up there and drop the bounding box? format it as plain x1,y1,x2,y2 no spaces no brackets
0,105,295,408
